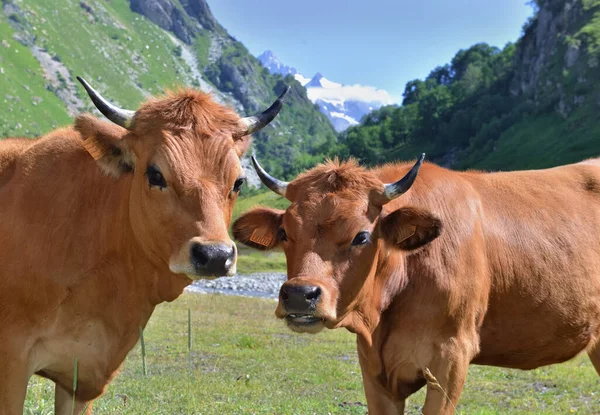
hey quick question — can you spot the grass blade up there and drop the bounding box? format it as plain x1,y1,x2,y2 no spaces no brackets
188,308,192,353
80,402,91,415
71,357,78,415
139,326,147,376
188,308,192,370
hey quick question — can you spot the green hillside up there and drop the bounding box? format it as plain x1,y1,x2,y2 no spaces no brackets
0,0,335,178
0,20,71,135
1,0,193,136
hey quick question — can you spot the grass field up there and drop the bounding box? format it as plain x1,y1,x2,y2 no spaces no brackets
23,293,600,414
235,248,287,274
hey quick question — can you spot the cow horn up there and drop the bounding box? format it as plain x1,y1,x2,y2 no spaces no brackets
77,76,136,129
383,153,425,200
236,86,291,137
252,156,289,198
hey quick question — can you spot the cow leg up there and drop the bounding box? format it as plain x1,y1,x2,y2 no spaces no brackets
362,372,406,414
0,348,30,415
0,374,29,415
54,383,93,415
587,341,600,375
420,342,470,415
358,349,407,414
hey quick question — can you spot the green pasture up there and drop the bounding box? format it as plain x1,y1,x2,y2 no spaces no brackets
23,294,600,414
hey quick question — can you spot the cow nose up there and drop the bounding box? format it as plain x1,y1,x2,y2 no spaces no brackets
280,284,322,313
190,243,235,276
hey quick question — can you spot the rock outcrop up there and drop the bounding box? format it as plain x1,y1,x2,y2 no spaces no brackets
511,0,600,116
130,0,199,44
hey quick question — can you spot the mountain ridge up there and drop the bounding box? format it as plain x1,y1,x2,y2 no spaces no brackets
258,50,297,76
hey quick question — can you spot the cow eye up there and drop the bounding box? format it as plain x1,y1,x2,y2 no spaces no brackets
232,177,245,193
351,231,371,246
278,228,288,242
146,165,167,189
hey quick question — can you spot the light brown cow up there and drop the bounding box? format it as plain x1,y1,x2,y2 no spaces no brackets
233,155,600,414
0,78,288,414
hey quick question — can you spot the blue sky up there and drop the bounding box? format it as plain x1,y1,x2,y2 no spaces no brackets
208,0,534,102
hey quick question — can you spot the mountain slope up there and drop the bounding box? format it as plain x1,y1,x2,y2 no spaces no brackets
0,0,335,180
337,0,600,171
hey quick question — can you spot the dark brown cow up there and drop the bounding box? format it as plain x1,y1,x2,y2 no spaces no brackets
233,155,600,414
0,78,288,414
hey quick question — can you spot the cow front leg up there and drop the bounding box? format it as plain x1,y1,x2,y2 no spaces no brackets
362,371,406,414
587,340,600,376
0,347,30,415
0,373,29,415
420,340,471,415
54,383,93,415
358,347,407,414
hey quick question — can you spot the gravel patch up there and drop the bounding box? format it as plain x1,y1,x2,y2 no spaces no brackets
186,272,286,299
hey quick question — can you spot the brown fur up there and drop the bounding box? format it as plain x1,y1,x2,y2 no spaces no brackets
0,89,250,414
234,157,600,414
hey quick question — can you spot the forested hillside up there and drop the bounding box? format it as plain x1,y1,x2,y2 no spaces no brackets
0,0,335,179
334,0,600,171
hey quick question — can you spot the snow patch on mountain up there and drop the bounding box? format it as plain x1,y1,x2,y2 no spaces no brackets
258,50,398,131
294,73,311,86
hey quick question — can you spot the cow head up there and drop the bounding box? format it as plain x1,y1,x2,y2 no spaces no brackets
233,156,442,336
75,77,288,279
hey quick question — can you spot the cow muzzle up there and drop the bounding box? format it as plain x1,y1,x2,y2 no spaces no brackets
169,239,237,279
190,242,235,277
278,282,326,333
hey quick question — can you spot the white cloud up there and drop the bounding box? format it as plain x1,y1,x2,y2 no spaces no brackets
307,83,398,105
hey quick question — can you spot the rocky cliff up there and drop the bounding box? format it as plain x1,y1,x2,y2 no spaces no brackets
511,0,600,117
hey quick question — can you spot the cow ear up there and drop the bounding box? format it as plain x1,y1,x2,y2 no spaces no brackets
74,114,135,178
232,207,284,251
380,207,442,251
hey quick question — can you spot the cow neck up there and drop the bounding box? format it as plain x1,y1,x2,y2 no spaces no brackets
352,267,409,386
337,243,408,348
356,314,391,381
334,260,385,346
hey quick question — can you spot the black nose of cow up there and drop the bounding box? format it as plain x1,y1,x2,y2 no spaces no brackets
190,243,235,276
280,284,322,313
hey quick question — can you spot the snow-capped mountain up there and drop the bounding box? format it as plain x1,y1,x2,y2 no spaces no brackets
303,73,396,131
257,50,298,77
258,50,397,132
